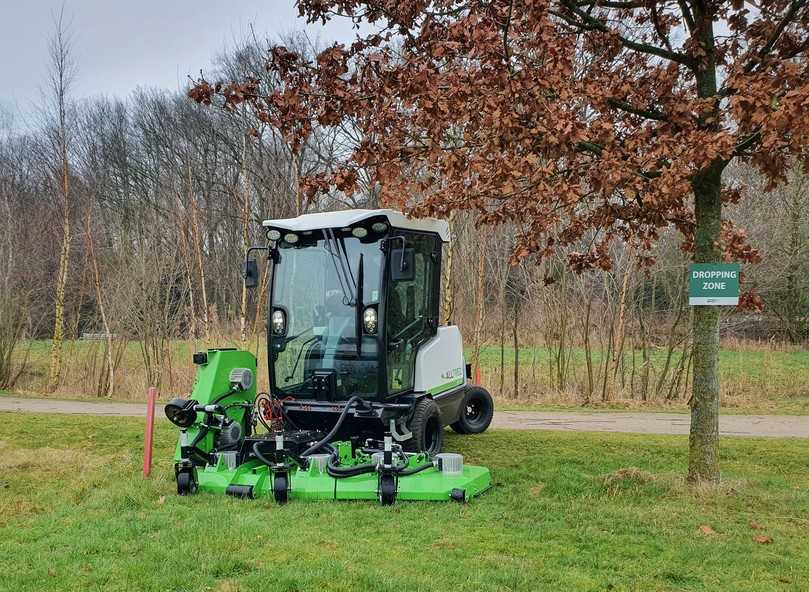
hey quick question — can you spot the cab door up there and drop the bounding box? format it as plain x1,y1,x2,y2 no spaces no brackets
384,231,441,395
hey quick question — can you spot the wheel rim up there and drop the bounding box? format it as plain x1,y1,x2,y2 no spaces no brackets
465,398,484,423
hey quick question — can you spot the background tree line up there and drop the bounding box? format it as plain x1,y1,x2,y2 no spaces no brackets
0,28,806,402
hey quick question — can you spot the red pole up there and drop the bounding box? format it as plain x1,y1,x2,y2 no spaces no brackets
474,366,482,386
143,386,157,478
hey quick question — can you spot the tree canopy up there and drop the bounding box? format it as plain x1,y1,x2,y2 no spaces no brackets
191,0,807,271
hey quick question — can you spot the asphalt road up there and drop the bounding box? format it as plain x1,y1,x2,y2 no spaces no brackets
2,395,807,438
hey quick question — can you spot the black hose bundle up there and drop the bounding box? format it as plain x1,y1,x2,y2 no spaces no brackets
300,396,367,458
252,441,275,467
325,446,435,479
326,457,377,478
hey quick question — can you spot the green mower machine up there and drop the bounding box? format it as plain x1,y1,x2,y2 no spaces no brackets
164,209,494,505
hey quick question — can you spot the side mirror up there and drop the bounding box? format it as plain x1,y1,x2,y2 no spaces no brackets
243,259,259,289
390,248,415,282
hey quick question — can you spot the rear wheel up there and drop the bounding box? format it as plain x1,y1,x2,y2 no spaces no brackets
451,387,494,434
404,398,444,455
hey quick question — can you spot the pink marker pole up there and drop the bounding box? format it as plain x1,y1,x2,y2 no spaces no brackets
143,387,158,478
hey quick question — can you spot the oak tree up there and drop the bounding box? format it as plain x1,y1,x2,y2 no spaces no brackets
191,0,808,482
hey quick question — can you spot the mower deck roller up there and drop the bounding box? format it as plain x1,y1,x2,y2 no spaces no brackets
165,210,493,504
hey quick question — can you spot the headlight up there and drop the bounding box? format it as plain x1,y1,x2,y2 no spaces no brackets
164,398,198,428
351,226,368,238
283,232,299,244
362,306,378,334
371,222,388,233
271,310,286,335
266,229,281,241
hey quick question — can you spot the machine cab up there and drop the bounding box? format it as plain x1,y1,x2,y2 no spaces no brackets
263,209,447,403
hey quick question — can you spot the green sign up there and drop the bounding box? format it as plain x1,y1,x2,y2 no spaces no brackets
688,263,740,306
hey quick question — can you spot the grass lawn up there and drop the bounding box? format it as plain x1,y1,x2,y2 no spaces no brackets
1,414,807,591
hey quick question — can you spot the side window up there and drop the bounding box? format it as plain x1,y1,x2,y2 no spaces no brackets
386,233,439,394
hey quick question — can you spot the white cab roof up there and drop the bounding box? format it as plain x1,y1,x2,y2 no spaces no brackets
262,209,450,242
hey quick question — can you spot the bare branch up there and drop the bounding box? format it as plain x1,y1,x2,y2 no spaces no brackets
745,0,808,72
559,0,696,67
607,98,669,121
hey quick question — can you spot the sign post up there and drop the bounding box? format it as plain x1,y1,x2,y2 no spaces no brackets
688,263,740,306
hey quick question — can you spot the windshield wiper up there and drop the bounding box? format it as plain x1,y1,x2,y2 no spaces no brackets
323,228,356,306
284,334,320,383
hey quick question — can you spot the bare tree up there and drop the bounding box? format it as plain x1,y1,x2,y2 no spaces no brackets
45,8,77,392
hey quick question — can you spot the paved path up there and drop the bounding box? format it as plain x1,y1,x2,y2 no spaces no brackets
494,410,809,438
1,396,807,438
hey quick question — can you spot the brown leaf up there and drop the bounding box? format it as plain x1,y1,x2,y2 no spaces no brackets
48,568,56,577
753,535,773,544
749,521,765,530
157,495,166,505
699,524,716,536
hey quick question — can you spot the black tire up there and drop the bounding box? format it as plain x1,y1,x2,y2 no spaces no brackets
450,387,494,434
176,471,197,496
378,473,396,506
404,398,444,455
273,473,288,505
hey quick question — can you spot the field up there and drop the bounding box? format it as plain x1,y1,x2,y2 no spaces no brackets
1,413,808,591
6,338,809,414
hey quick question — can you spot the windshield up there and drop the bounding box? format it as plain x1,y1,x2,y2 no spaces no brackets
270,232,383,398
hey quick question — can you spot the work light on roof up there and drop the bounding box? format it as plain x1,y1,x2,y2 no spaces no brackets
283,232,299,244
266,229,281,241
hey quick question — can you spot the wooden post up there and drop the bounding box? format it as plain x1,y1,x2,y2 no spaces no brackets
143,387,157,478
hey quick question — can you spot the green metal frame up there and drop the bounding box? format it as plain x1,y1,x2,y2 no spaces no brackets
173,349,257,461
172,348,492,503
194,443,491,502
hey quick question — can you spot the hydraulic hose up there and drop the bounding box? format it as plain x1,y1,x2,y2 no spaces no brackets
300,396,367,457
212,388,238,406
326,458,377,478
189,424,209,449
252,441,275,467
396,461,435,476
252,441,306,469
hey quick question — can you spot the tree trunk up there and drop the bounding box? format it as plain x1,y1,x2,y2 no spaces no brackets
190,189,209,341
512,297,520,399
582,295,594,402
688,12,723,484
471,227,486,380
47,205,70,392
440,210,456,325
85,212,114,398
498,279,506,397
239,134,250,345
688,161,723,483
46,10,74,394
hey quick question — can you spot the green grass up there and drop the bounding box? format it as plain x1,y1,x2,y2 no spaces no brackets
2,413,808,591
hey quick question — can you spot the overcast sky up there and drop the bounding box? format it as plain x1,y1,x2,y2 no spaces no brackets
0,0,359,120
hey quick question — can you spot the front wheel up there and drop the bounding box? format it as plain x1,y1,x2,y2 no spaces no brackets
404,398,444,455
176,471,197,496
451,387,494,434
273,473,289,505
